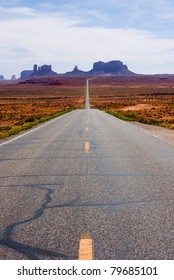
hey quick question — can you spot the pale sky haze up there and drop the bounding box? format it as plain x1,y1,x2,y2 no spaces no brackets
1,0,174,78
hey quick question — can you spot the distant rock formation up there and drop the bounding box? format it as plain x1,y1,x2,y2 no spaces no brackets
20,70,33,80
20,64,58,80
0,75,5,81
19,60,136,80
65,65,86,76
64,60,136,76
31,65,58,77
33,64,38,74
11,75,16,80
88,60,135,76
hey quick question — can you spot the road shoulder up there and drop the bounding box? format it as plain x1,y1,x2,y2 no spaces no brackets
131,122,174,145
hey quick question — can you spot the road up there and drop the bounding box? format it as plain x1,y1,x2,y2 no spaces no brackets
0,81,174,260
85,79,90,109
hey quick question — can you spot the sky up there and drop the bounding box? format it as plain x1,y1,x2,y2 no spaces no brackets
1,0,174,78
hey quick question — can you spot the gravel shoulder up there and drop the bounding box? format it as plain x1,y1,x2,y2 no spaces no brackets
131,122,174,145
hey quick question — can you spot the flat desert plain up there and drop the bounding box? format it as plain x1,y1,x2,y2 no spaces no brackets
0,75,174,139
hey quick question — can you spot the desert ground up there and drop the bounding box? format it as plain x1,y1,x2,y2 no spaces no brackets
0,75,174,139
0,77,86,139
89,76,174,129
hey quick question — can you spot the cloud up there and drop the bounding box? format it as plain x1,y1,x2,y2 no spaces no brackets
129,0,174,27
1,5,174,78
83,9,110,23
0,0,20,6
0,6,36,19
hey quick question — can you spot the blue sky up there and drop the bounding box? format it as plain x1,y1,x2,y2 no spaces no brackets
1,0,174,78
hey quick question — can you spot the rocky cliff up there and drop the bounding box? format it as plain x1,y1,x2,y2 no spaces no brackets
31,65,58,77
64,60,135,76
88,60,135,76
65,66,86,76
20,64,58,80
19,60,136,80
0,75,5,81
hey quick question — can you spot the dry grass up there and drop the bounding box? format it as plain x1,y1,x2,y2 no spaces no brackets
0,81,85,139
1,76,174,140
89,77,174,129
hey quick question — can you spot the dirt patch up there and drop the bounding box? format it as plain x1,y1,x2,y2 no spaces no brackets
120,104,154,111
90,79,174,129
0,80,85,139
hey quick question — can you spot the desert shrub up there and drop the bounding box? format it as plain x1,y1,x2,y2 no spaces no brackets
0,126,11,131
25,116,35,122
105,110,162,126
8,127,22,136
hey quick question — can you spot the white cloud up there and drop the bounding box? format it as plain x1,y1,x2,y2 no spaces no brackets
129,0,174,26
85,9,110,23
0,6,36,19
0,0,20,6
1,6,174,78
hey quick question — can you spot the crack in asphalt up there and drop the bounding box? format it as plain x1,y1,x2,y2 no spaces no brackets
0,183,69,260
1,182,174,259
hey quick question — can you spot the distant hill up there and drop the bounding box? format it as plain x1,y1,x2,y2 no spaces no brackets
20,64,58,80
88,60,136,76
65,65,86,76
19,60,136,80
4,60,174,81
31,65,58,77
64,60,136,76
0,75,5,81
19,74,174,87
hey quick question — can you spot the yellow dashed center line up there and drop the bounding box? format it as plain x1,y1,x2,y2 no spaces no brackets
85,141,90,153
79,233,94,260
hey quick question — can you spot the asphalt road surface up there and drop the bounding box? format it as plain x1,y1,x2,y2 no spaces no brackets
0,90,174,260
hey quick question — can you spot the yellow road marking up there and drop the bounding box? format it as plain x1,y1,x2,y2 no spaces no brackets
79,233,94,260
85,141,90,153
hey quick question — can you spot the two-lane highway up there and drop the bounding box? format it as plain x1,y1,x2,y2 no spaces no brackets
0,83,174,259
